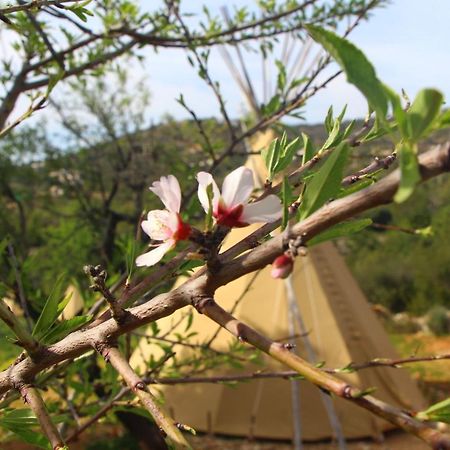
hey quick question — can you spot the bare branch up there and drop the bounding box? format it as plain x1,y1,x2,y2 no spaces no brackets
0,0,82,15
0,142,447,444
192,296,450,448
97,345,192,449
19,385,65,450
0,299,40,354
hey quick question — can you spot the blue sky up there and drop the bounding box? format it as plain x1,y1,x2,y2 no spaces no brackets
142,0,450,124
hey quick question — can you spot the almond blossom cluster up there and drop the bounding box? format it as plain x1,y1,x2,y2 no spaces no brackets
136,166,282,267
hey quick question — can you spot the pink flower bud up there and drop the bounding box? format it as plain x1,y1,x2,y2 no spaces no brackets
270,254,294,279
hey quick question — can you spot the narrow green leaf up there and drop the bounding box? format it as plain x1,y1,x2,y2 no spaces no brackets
0,425,49,449
281,176,294,230
309,219,372,246
274,136,300,173
406,89,443,141
56,292,72,318
275,60,287,92
261,137,280,181
301,132,316,164
434,109,450,130
341,120,355,140
298,143,349,220
337,178,374,197
41,315,93,344
306,25,387,119
184,311,194,332
416,398,450,423
383,85,407,137
325,105,334,133
321,114,342,150
394,143,420,203
32,274,67,339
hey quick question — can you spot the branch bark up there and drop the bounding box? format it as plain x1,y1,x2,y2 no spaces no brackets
19,385,65,450
0,142,448,445
193,296,450,449
97,345,192,450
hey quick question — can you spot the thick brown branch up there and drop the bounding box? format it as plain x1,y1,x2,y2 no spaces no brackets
212,142,450,289
0,142,448,440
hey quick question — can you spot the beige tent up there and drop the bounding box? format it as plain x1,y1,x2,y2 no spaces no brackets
131,29,425,445
130,133,425,443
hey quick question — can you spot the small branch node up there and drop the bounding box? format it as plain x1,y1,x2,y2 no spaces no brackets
134,381,146,392
192,296,214,314
84,264,129,324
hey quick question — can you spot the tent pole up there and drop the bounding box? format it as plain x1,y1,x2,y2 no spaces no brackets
287,285,303,450
285,275,348,450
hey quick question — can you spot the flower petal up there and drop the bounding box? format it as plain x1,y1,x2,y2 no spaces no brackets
142,210,176,240
240,195,281,223
196,171,220,213
150,175,181,212
135,240,175,267
221,166,254,208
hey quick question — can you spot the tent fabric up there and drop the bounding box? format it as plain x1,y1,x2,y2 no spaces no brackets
130,129,425,441
131,228,425,441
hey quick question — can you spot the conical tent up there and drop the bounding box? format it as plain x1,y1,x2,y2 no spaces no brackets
131,26,425,442
130,129,425,442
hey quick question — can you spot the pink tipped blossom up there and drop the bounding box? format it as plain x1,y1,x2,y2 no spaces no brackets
270,254,294,279
136,175,191,267
196,166,281,228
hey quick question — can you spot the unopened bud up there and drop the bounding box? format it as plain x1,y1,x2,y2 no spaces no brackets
270,254,294,279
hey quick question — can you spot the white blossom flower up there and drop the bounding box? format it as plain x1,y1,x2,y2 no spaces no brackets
136,175,191,267
197,166,281,228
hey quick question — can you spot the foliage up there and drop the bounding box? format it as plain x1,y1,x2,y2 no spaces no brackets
0,0,449,449
427,306,450,336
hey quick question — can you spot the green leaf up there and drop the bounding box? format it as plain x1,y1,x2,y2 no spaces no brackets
416,398,450,423
406,89,443,141
0,409,48,449
40,315,93,344
261,136,280,181
394,143,420,203
273,136,300,173
1,425,49,449
262,133,300,180
383,85,407,137
298,143,349,220
262,94,281,116
434,109,450,130
306,25,387,119
309,219,372,246
281,176,294,231
337,178,374,197
325,106,334,133
0,409,38,425
32,274,67,339
275,59,287,92
184,311,194,332
301,132,316,165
